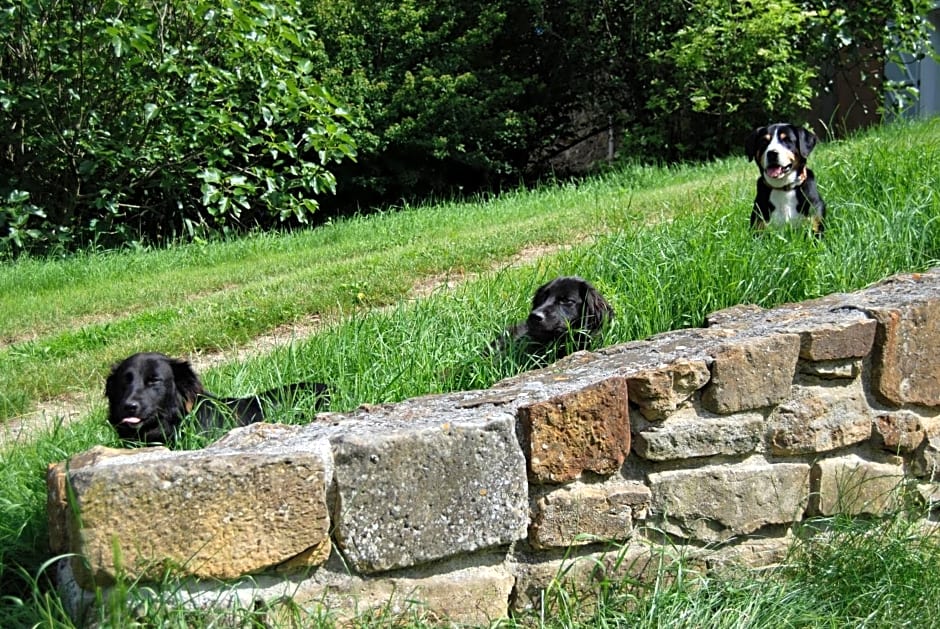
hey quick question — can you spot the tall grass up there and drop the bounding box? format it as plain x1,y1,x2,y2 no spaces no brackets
517,509,940,628
1,118,939,626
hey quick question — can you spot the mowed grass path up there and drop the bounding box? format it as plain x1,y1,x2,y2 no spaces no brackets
0,152,745,423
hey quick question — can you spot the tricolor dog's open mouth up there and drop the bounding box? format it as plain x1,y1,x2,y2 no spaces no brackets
764,163,792,179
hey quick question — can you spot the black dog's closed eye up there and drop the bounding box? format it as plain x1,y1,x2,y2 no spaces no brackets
105,352,330,445
493,276,614,362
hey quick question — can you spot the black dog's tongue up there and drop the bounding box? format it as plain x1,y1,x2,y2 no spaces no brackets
120,416,142,426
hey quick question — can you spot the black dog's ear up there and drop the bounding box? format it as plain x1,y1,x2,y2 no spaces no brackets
170,358,204,410
580,284,614,331
531,279,553,308
795,126,818,158
744,127,766,162
104,364,120,399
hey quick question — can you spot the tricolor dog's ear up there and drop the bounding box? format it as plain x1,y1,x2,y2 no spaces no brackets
170,358,204,410
795,126,818,159
744,127,766,162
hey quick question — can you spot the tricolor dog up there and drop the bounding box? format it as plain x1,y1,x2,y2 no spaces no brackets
745,123,826,237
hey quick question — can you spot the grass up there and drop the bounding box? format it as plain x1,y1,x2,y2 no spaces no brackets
1,117,940,626
513,509,940,628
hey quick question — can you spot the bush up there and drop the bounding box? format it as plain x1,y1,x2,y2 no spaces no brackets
0,0,356,255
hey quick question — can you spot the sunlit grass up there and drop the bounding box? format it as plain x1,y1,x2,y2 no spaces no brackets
1,118,939,626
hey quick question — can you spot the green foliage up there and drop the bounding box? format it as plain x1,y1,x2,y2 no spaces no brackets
804,0,940,117
646,0,816,153
0,0,356,255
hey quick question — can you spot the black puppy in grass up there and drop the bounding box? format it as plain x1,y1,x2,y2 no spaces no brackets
105,352,329,445
493,276,614,362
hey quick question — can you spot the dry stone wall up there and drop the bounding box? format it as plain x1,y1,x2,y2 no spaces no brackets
48,269,940,624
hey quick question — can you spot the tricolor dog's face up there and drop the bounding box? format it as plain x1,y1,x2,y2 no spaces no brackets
745,123,817,189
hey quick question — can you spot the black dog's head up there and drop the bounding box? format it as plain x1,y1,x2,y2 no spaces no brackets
745,123,817,190
523,276,614,351
105,352,204,444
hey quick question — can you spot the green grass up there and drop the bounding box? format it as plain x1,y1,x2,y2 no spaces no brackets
1,118,940,626
514,509,940,628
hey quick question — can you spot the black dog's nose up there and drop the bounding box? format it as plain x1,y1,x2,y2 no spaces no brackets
122,401,139,415
529,309,547,322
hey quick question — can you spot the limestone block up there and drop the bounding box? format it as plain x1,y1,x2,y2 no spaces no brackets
633,405,764,461
704,535,792,571
916,482,940,509
795,317,876,361
517,377,630,483
54,438,332,588
810,454,904,516
57,552,514,627
799,358,861,380
767,381,873,456
914,434,940,479
866,300,940,406
872,411,926,453
330,409,528,573
701,334,800,414
649,461,810,543
47,446,164,556
529,480,651,548
625,359,711,420
510,542,702,615
706,299,876,361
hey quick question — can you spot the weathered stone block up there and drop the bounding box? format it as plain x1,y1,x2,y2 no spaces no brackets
518,377,630,483
649,461,810,543
331,410,528,573
872,411,926,453
799,359,861,380
529,480,650,548
914,434,940,479
867,300,940,406
633,405,764,461
57,552,514,627
704,535,792,571
795,317,876,361
511,543,703,615
767,381,873,456
55,439,332,588
810,454,904,516
626,359,711,420
701,335,800,414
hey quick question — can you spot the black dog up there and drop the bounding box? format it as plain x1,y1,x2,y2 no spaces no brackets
105,352,329,445
494,276,614,361
745,123,826,237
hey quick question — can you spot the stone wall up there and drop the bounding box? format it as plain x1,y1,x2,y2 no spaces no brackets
48,269,940,624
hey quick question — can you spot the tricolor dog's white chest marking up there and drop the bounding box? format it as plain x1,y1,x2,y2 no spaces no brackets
767,188,801,226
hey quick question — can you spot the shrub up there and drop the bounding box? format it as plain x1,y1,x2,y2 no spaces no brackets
0,0,356,255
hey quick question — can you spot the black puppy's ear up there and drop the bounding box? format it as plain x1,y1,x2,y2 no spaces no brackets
796,126,818,158
531,279,553,308
580,284,614,331
104,365,119,399
744,127,766,162
170,359,204,409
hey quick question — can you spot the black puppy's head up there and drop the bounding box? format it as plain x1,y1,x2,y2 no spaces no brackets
105,352,204,444
745,123,817,189
525,276,614,345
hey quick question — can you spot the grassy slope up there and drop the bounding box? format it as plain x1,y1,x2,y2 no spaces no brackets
1,118,940,627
